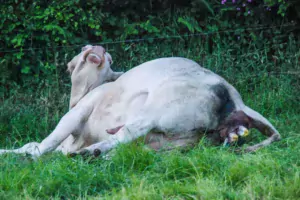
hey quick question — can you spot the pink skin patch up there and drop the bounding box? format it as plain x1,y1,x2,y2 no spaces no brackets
87,54,101,65
106,125,124,135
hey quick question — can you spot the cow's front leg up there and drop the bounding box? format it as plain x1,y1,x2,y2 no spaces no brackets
72,116,154,157
0,142,40,156
0,106,91,158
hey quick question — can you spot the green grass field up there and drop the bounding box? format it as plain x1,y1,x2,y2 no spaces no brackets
0,40,299,199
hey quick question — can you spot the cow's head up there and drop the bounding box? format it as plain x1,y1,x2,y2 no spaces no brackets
67,45,124,109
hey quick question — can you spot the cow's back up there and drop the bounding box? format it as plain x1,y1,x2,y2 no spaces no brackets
115,57,217,92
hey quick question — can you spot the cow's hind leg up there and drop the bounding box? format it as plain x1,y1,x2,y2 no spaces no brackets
71,113,155,157
0,106,91,158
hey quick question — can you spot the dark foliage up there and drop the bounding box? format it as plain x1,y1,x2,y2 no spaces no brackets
0,0,299,89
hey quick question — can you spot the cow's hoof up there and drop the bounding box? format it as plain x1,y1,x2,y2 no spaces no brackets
79,149,90,157
233,148,243,154
93,149,101,157
234,146,257,154
68,152,78,157
243,146,258,153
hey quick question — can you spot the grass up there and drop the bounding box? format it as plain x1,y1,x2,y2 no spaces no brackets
0,39,299,199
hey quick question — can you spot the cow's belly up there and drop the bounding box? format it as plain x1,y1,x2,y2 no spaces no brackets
84,88,149,145
86,103,126,143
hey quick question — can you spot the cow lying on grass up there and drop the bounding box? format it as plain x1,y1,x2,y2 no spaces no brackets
0,45,281,158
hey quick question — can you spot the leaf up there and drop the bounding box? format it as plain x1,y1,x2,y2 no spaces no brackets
200,0,215,16
21,66,30,74
178,17,194,33
43,25,66,37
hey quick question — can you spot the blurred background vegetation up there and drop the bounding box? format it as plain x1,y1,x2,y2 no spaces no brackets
0,0,299,89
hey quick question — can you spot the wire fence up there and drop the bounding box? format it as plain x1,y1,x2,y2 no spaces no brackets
0,22,298,53
1,22,299,84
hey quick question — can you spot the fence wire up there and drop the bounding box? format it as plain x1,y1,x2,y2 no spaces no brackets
0,22,298,53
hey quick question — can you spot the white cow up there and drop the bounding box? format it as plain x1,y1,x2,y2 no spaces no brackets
0,45,281,158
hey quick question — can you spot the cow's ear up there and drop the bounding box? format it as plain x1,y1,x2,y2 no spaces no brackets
106,52,113,65
67,56,77,74
111,72,124,81
82,44,93,52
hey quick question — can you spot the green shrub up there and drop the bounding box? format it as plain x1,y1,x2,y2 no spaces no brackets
0,0,299,89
